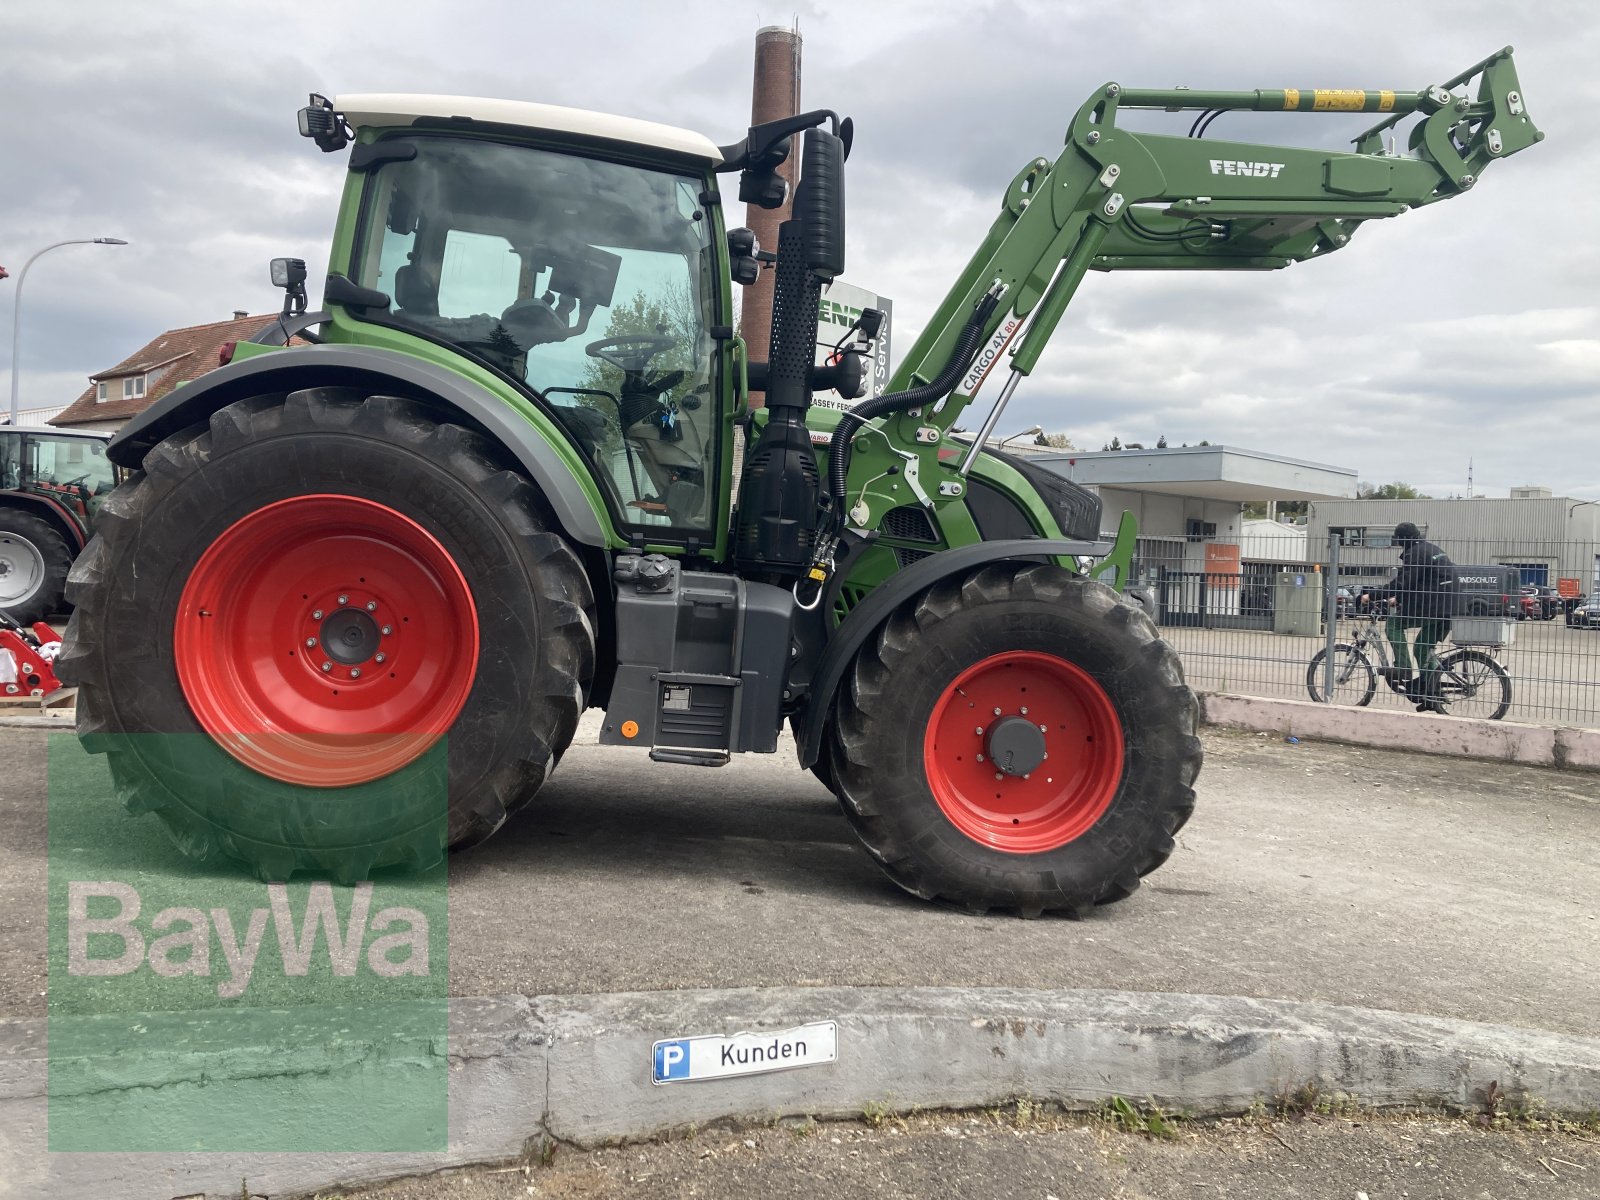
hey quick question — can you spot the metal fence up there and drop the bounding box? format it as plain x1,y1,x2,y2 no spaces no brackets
1140,525,1600,730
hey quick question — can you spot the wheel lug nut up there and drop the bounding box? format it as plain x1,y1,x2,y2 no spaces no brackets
375,653,386,664
321,661,333,673
1039,724,1048,733
350,668,362,679
1019,706,1028,716
305,638,317,648
366,601,377,612
975,726,984,736
337,594,349,606
312,609,324,620
994,772,1004,781
976,753,985,763
993,707,1002,716
381,625,393,636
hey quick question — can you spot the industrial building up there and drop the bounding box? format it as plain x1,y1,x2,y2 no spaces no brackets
1306,489,1600,594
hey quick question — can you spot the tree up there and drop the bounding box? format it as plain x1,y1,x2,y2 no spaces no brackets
1101,436,1123,452
1037,431,1076,449
1156,435,1167,448
1357,481,1430,499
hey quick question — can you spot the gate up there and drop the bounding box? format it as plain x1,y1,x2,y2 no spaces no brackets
1158,567,1274,631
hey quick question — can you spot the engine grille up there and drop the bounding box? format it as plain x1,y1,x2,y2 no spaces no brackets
880,505,938,543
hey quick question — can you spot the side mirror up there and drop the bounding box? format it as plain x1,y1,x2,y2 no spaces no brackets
792,128,844,281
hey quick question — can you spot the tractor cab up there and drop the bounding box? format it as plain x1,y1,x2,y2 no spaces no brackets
317,96,734,540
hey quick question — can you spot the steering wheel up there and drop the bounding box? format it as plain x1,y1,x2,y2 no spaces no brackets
584,334,677,372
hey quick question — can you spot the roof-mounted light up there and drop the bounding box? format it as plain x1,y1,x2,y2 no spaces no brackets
297,93,351,153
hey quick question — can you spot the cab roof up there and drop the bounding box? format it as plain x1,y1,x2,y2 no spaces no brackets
335,94,723,164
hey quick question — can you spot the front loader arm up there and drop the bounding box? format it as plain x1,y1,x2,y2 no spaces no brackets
842,48,1540,524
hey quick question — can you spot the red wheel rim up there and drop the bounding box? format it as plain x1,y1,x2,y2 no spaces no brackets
173,494,479,787
923,651,1123,854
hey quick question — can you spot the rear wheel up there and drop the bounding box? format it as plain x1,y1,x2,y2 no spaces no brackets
1305,644,1377,706
59,388,596,879
828,564,1200,916
0,509,72,624
1433,649,1510,721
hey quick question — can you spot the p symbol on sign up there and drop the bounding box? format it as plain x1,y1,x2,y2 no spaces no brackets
655,1040,689,1081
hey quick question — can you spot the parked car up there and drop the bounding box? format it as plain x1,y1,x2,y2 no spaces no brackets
1516,584,1561,621
1568,594,1600,628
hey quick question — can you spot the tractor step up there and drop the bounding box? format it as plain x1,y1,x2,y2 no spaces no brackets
648,746,732,768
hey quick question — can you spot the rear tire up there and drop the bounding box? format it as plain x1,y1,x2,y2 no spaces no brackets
1305,644,1377,706
1433,649,1510,721
828,563,1200,917
58,388,596,880
0,509,72,625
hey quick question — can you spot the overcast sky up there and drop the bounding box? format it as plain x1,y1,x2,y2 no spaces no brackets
2,1,1595,498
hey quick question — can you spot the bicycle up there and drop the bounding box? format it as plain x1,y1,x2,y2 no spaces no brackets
1305,609,1511,720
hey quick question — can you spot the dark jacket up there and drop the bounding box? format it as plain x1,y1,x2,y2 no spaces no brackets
1372,538,1454,618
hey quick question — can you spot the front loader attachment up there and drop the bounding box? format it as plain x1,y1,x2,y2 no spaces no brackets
1092,45,1542,271
891,46,1542,404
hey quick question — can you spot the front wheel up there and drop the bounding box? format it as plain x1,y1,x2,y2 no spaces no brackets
1305,644,1377,706
827,564,1200,917
1432,649,1511,721
59,388,596,880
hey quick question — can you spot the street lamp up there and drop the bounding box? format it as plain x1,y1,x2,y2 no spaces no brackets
997,423,1044,449
8,237,129,426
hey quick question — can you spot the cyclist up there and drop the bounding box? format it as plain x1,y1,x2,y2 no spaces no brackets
1360,522,1454,711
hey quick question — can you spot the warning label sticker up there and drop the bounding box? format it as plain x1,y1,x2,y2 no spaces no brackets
1312,89,1368,112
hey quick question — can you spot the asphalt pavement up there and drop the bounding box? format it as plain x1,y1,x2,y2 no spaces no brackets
2,718,1597,1034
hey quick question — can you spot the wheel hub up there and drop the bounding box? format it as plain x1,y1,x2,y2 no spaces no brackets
986,715,1046,777
309,596,387,673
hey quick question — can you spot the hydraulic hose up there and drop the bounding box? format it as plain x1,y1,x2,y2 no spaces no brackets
826,289,1001,504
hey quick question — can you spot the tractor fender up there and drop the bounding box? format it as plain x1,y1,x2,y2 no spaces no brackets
0,492,89,550
795,537,1106,769
108,344,610,547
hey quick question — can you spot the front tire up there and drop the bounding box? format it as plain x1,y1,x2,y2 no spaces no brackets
59,388,596,879
0,509,72,625
1305,644,1377,706
828,564,1200,917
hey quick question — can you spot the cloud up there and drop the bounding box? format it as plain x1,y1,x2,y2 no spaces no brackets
1,0,1595,497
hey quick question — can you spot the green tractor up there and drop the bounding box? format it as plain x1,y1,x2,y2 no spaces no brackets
61,50,1538,914
0,427,117,624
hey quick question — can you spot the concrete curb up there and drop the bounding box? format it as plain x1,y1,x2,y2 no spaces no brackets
6,988,1599,1198
1197,691,1600,771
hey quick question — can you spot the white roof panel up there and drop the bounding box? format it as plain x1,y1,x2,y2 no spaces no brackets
334,94,722,164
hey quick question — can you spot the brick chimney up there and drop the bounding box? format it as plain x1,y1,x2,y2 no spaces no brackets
232,310,248,320
739,24,801,407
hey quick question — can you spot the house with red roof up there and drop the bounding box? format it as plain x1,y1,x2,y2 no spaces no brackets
50,311,285,433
